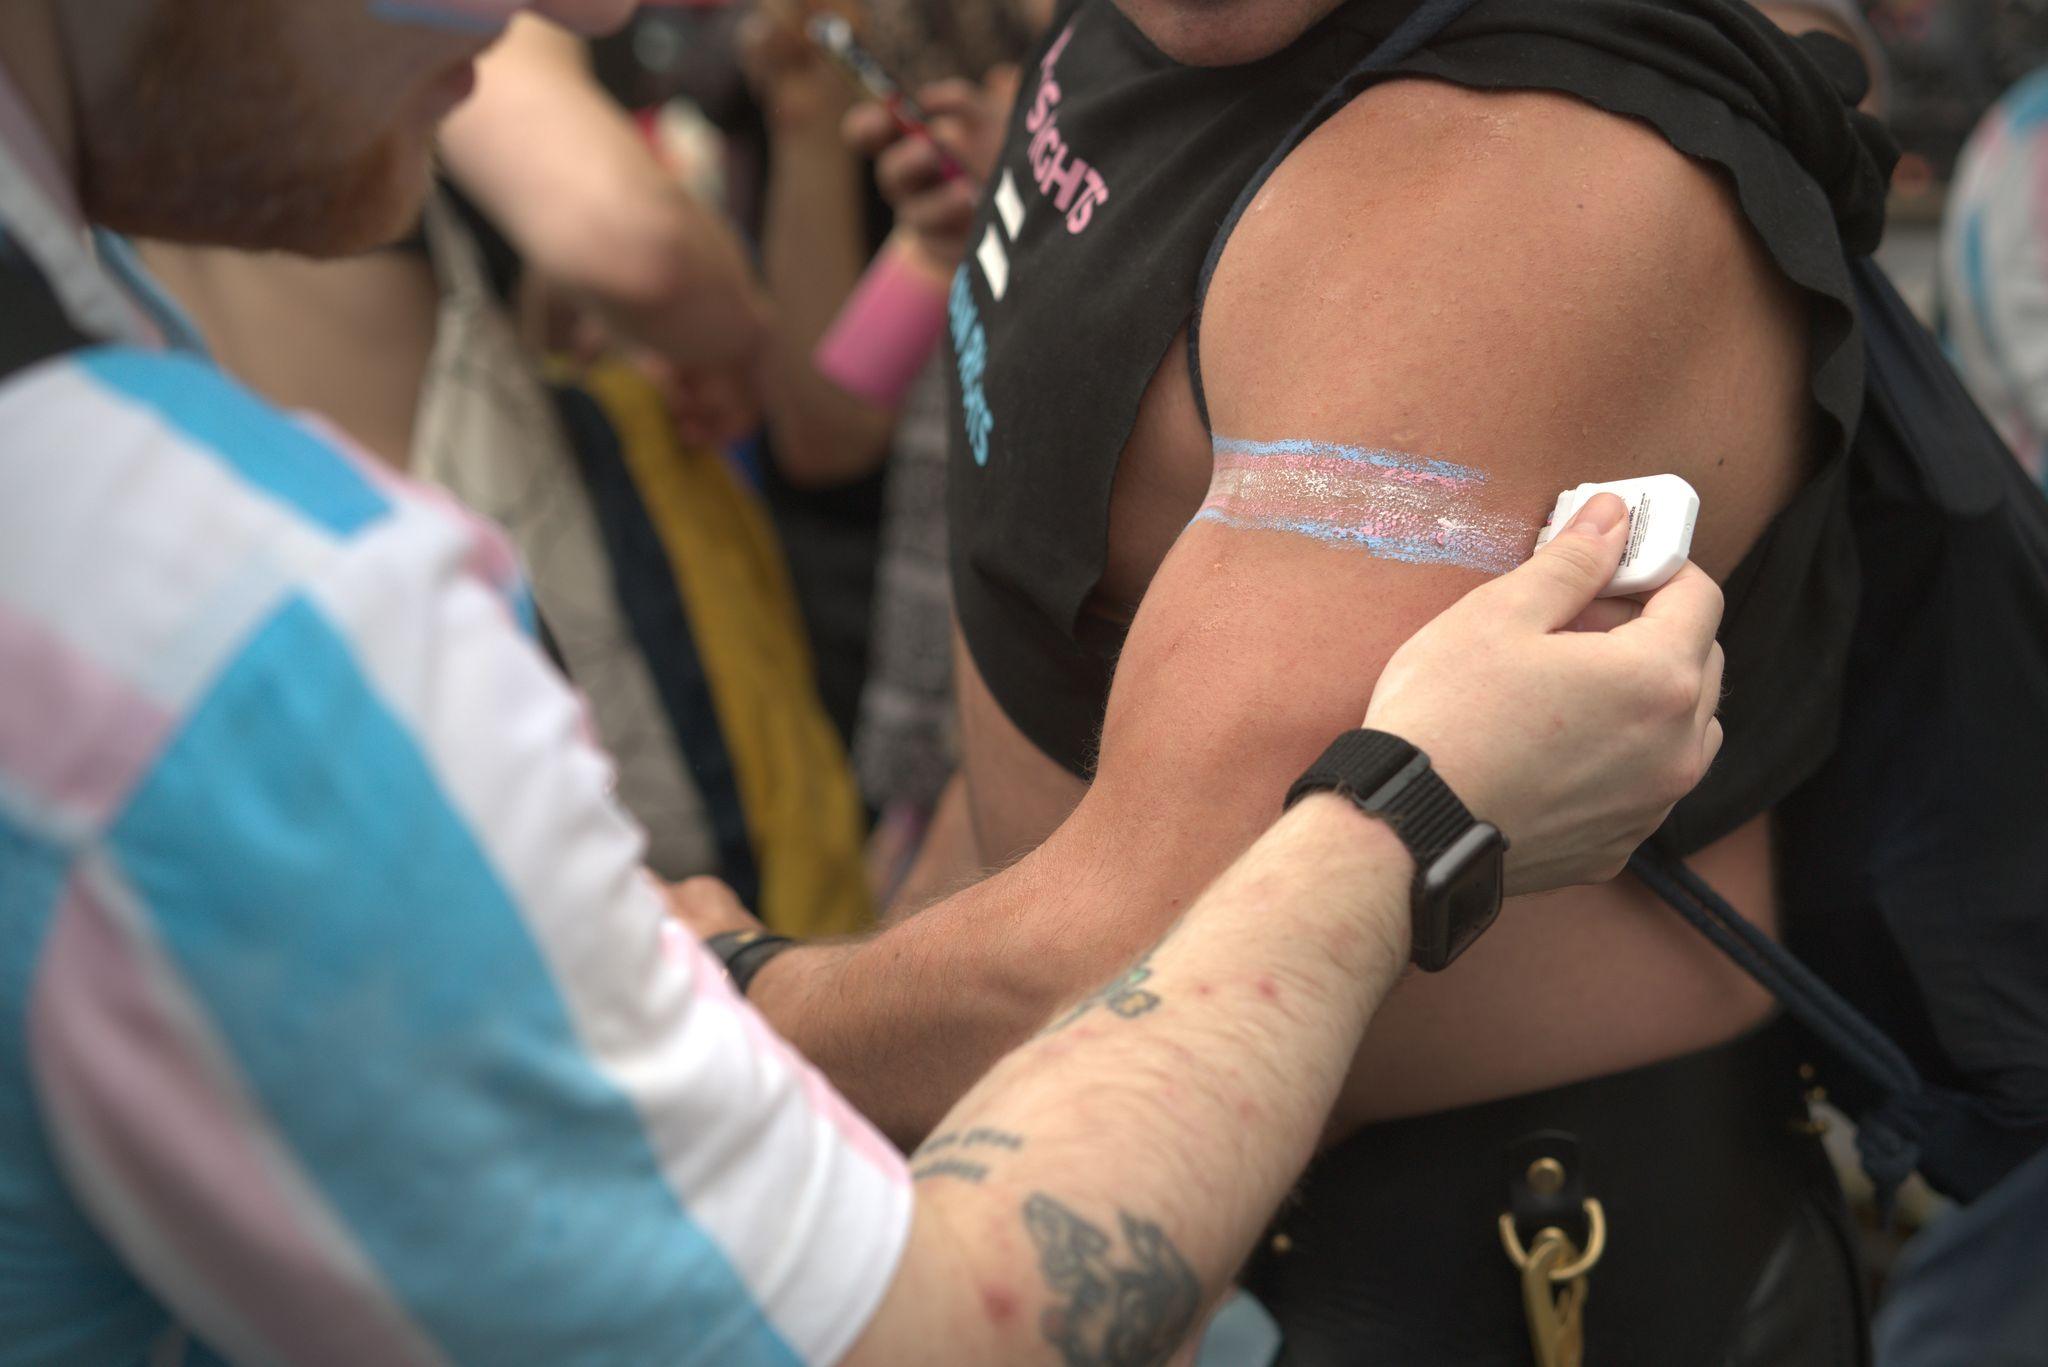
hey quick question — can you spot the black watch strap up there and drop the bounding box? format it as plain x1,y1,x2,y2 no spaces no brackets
705,929,798,996
1284,729,1476,867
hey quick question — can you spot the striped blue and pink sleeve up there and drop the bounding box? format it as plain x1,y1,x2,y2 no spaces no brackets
0,348,911,1365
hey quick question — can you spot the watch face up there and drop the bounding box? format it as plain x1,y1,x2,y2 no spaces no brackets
1416,824,1507,971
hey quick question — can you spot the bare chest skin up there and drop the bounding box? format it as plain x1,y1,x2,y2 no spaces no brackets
954,335,1780,1129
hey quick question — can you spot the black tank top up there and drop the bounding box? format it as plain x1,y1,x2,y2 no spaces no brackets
943,0,1893,855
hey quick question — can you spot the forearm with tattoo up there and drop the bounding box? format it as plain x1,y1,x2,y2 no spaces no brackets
841,797,1415,1364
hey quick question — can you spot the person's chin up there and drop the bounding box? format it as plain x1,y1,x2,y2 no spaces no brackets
315,145,439,256
1114,0,1326,65
256,139,435,258
96,140,434,259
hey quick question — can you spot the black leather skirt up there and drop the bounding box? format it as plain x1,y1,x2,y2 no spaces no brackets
1241,1019,1869,1366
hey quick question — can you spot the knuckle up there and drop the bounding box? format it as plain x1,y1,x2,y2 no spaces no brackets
1651,660,1699,718
1660,753,1703,803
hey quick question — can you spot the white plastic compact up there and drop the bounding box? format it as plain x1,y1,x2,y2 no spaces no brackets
1533,474,1701,597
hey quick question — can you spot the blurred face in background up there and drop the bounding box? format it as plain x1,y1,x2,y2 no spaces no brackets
1111,0,1349,65
59,0,634,256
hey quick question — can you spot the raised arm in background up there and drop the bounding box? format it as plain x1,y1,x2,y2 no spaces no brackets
438,13,768,372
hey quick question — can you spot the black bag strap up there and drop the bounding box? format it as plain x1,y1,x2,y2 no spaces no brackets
1631,844,1931,1208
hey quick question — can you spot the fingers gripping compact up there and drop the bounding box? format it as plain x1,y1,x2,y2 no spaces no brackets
1533,475,1700,597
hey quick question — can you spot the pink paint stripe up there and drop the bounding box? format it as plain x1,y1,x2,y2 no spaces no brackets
1215,451,1475,490
29,883,438,1366
297,414,525,596
666,920,909,1185
1201,489,1419,539
0,602,173,824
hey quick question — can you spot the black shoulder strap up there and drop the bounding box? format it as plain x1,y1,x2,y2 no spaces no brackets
0,242,93,384
1629,844,1935,1211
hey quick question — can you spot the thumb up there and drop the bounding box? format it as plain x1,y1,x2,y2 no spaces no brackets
665,877,762,939
1495,492,1631,630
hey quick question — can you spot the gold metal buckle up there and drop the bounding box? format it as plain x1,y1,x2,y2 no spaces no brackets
1500,1199,1605,1367
1497,1197,1606,1282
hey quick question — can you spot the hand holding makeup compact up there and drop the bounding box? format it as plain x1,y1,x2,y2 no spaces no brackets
1533,474,1700,597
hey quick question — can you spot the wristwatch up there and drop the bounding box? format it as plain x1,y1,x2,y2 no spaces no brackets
704,929,799,996
1284,729,1508,971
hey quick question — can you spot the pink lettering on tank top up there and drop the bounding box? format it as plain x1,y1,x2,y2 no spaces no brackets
1020,22,1111,235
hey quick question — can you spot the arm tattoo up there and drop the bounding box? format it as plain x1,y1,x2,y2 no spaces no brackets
919,1127,1025,1156
1022,1193,1200,1366
911,1128,1025,1183
1044,960,1162,1035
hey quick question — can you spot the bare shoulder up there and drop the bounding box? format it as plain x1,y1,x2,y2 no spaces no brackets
1215,78,1768,321
1201,77,1810,578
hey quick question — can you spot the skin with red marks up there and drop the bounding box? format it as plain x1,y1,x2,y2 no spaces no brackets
981,1284,1019,1326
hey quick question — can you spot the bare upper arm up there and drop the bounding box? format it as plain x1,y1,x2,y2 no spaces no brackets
1070,79,1808,874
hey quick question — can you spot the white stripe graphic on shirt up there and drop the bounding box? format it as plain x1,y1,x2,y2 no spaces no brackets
995,169,1027,240
0,363,341,712
305,508,911,1365
977,225,1011,301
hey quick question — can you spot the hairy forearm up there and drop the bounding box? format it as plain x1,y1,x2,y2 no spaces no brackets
756,781,1279,1145
755,846,1093,1147
843,798,1412,1362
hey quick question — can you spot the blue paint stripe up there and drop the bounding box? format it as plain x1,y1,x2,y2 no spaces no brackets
1212,435,1483,484
76,350,389,538
368,1,508,36
0,809,168,1363
106,599,798,1366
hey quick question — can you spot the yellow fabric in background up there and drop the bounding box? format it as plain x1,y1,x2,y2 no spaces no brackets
575,362,873,939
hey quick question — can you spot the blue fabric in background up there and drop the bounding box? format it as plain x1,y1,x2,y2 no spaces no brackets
1875,1144,2048,1367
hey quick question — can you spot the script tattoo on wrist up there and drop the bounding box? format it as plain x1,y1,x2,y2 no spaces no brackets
911,1127,1026,1183
1022,1193,1199,1366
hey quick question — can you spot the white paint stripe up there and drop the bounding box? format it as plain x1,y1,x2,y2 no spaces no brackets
0,364,340,712
976,224,1011,302
305,512,910,1363
995,169,1026,240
